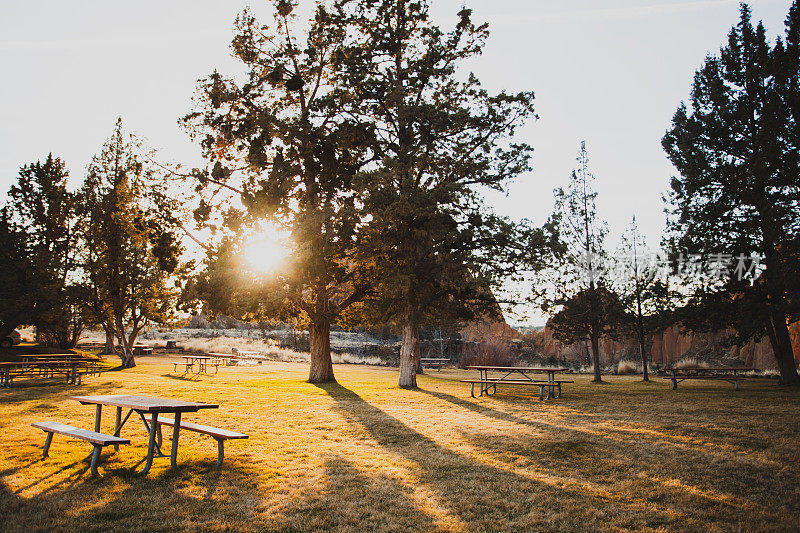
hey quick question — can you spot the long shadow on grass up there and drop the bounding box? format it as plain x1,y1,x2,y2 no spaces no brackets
0,461,266,532
315,382,609,530
421,389,796,524
270,454,435,531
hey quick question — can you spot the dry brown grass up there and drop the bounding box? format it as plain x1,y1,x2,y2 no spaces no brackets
1,356,799,531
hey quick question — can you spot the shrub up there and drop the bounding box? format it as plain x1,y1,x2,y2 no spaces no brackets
673,357,709,369
616,360,638,375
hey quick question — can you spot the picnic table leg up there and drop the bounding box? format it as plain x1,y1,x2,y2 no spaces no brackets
94,405,102,433
140,412,158,476
42,431,54,458
114,407,122,451
169,412,181,469
89,444,102,477
215,438,224,467
671,378,678,390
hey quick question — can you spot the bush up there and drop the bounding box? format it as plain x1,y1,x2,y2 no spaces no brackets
673,357,709,369
615,360,638,374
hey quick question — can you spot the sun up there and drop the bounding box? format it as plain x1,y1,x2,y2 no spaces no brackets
243,227,291,273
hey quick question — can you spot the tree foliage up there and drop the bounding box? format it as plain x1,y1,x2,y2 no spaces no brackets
331,0,541,388
0,155,81,348
78,120,183,367
662,2,800,384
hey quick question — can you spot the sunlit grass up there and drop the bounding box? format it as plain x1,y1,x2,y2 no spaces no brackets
1,357,799,531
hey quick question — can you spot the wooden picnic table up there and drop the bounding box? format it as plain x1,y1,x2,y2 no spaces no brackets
420,358,450,371
207,353,238,365
70,394,218,475
0,359,95,387
181,355,216,374
463,366,573,400
662,366,755,390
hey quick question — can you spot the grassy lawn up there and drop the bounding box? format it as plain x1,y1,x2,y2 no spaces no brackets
1,357,799,532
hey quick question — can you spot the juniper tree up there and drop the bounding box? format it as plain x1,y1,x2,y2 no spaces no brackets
181,1,375,383
331,0,538,388
79,120,183,367
2,155,81,348
663,2,800,385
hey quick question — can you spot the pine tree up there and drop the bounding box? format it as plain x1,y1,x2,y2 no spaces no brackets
537,142,615,382
79,120,183,367
181,1,375,383
612,216,674,381
663,3,800,385
331,0,538,388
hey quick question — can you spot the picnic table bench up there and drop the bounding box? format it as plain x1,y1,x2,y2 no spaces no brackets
420,358,450,371
133,344,153,355
207,353,239,366
156,416,248,467
31,421,129,476
661,366,754,390
462,366,573,400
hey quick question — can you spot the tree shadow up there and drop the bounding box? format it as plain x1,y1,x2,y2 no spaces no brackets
314,382,606,530
269,454,436,531
0,460,266,532
419,386,795,525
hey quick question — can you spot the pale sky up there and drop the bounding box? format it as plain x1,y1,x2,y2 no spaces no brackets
0,0,794,322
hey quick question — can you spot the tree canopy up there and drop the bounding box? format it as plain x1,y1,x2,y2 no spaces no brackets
663,2,800,385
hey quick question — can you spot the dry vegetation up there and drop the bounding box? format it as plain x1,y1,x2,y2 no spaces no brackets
1,356,799,531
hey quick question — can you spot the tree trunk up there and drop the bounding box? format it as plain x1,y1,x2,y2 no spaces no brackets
103,327,115,355
639,335,649,382
308,321,335,383
590,332,602,383
767,309,800,386
399,321,419,389
114,316,135,368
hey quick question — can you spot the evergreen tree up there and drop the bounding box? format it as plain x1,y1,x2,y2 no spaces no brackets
612,216,674,381
79,120,183,367
182,1,377,383
536,142,613,382
663,3,800,385
2,155,81,348
0,207,35,343
331,0,539,388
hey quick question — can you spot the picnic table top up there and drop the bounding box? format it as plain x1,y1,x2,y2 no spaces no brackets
207,353,236,357
467,365,570,372
183,355,213,360
421,358,451,361
666,366,756,372
0,359,84,366
70,394,219,413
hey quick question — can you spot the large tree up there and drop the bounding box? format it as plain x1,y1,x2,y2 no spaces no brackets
663,3,800,385
332,0,539,388
182,1,375,383
537,142,612,382
79,120,183,367
1,155,81,348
